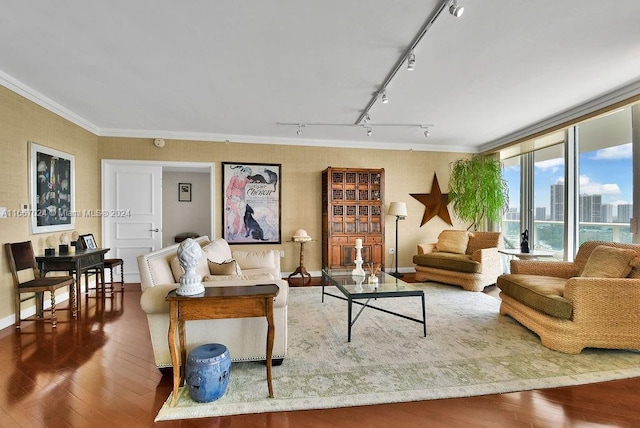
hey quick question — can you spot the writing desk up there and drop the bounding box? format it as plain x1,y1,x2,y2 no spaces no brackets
166,284,279,407
36,248,109,311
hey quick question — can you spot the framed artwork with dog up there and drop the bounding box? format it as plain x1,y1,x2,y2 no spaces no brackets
222,162,281,244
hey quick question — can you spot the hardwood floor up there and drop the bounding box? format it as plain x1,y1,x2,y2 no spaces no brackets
0,279,638,427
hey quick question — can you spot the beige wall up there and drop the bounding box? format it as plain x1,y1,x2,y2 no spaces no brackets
0,86,101,323
0,83,472,326
98,137,471,274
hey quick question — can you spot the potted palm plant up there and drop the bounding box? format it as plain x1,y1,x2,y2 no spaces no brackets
448,155,509,231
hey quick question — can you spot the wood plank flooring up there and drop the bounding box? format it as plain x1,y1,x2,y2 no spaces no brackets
0,278,638,427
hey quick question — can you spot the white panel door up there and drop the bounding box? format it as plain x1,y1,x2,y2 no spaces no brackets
103,162,162,283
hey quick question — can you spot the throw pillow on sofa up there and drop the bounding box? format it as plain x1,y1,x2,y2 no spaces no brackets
202,238,233,263
208,259,242,275
580,245,639,278
435,230,469,254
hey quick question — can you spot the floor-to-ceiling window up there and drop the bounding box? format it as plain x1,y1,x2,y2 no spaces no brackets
501,155,521,249
533,144,566,257
576,107,633,244
499,103,637,261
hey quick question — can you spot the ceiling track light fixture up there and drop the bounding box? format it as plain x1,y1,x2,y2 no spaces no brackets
363,113,370,123
277,122,434,139
381,90,389,104
407,51,416,71
355,0,460,127
449,0,464,17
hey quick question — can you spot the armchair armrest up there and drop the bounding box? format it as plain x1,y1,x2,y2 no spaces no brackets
471,247,498,263
510,259,579,278
417,243,436,255
564,277,640,323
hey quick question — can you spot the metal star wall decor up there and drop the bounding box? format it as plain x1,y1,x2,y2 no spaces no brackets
410,173,453,226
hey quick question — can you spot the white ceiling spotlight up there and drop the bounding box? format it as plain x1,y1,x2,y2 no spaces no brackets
421,126,430,138
296,124,305,135
363,113,370,124
407,51,416,71
381,90,389,104
449,0,464,17
367,127,373,137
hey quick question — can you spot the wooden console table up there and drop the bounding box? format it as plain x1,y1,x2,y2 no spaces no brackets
36,248,109,311
165,284,280,407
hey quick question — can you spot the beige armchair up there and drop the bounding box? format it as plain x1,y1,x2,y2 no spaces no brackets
497,240,640,353
413,230,502,291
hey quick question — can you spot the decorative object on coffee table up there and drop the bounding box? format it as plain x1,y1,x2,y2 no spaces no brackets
352,238,366,276
388,202,407,277
176,238,204,296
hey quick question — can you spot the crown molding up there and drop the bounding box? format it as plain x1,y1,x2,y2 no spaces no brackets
480,78,640,153
99,128,475,153
0,70,100,135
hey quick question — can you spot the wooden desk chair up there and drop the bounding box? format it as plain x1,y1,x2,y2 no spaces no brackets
5,241,76,329
85,258,124,294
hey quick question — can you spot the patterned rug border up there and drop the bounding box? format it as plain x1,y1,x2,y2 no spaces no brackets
156,284,640,421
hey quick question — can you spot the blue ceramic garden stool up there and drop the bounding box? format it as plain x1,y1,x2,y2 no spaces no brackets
185,343,231,403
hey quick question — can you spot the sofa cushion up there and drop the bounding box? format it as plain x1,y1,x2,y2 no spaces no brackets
497,274,572,319
580,245,638,278
435,230,469,254
208,259,242,275
413,252,481,273
203,238,233,263
233,250,278,269
466,231,501,255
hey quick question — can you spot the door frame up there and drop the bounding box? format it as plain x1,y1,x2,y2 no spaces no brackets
101,159,215,274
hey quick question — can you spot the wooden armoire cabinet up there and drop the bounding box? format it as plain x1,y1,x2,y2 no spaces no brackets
322,167,385,269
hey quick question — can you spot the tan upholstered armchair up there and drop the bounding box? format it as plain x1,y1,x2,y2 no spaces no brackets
497,241,640,354
413,230,502,291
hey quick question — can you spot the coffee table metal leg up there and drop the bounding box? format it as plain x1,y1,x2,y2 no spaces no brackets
421,294,426,337
347,297,352,342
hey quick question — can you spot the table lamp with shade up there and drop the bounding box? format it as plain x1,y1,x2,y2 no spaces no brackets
388,202,407,278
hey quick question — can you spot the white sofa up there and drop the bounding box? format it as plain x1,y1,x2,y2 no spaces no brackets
137,236,288,369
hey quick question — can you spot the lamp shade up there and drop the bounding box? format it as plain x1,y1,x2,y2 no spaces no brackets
388,202,408,217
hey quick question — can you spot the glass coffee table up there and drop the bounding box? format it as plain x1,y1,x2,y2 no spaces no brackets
321,268,426,342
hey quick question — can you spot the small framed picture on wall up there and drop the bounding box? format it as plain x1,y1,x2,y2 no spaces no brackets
179,183,192,202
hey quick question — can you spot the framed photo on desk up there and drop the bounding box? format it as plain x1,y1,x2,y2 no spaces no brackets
78,233,97,250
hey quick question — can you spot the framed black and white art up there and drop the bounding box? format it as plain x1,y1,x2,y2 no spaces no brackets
30,142,75,234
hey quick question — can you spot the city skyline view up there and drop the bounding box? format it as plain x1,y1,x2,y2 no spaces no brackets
504,143,632,221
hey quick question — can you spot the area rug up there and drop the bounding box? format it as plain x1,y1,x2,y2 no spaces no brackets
156,284,640,421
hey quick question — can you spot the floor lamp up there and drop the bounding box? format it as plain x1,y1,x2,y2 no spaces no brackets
388,202,407,278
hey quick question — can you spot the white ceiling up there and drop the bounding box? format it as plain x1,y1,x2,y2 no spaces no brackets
1,0,640,153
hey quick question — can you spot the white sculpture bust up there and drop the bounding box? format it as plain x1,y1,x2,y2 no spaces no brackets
176,238,205,296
